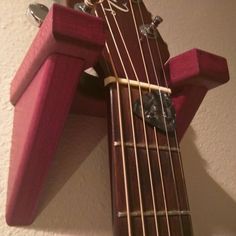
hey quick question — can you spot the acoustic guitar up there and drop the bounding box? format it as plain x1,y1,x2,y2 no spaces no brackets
6,1,229,235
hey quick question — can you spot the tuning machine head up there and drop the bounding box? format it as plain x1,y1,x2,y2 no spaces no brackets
26,1,65,27
140,16,163,39
150,16,163,29
26,3,49,27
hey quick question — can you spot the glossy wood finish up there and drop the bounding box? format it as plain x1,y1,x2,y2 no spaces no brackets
107,84,193,236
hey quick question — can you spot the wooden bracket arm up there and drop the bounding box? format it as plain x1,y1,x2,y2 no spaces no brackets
6,4,106,226
10,4,106,105
6,6,229,226
168,48,229,140
70,48,230,140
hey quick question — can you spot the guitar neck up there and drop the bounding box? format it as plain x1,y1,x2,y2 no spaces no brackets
106,80,193,235
65,0,194,235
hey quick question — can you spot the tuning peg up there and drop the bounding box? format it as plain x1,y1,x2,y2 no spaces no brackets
139,15,163,39
149,16,163,31
26,3,49,27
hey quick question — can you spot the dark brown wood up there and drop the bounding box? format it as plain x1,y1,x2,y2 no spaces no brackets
66,0,193,235
107,84,193,235
93,0,194,234
96,1,169,84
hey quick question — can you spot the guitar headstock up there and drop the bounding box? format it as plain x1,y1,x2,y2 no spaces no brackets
66,0,170,87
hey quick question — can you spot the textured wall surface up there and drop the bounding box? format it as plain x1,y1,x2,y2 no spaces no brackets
0,0,236,235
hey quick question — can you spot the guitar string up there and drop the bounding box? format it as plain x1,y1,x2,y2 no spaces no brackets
132,2,173,235
127,0,163,235
97,6,162,232
152,23,185,235
173,131,191,211
100,1,170,235
173,130,193,230
70,0,184,234
99,3,154,235
97,7,132,235
136,2,185,235
103,0,165,235
99,1,182,235
155,40,191,216
133,1,175,234
67,4,133,234
127,0,186,234
102,16,147,236
103,18,191,236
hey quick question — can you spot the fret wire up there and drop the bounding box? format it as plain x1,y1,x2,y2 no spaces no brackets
98,8,132,235
136,2,185,235
113,141,180,152
118,210,191,218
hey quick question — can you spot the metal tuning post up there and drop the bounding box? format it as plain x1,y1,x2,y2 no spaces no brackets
140,16,163,39
74,0,104,13
26,3,49,27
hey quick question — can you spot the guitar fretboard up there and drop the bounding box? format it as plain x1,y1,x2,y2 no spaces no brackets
107,82,193,236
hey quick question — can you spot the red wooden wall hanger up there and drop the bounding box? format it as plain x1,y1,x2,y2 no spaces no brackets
6,1,229,234
6,4,107,225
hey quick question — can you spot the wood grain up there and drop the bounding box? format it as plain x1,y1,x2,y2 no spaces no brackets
6,4,106,225
107,84,193,235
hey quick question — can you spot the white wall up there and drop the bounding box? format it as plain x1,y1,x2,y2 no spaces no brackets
0,0,235,235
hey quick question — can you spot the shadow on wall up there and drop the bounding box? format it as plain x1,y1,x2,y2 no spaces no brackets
28,116,236,235
181,128,236,236
29,114,112,234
